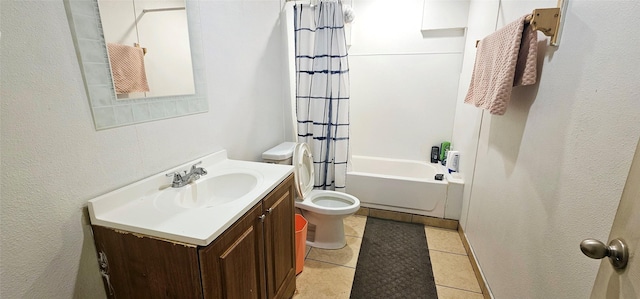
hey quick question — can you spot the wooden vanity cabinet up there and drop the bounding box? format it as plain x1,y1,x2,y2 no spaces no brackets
200,174,296,299
92,174,296,299
199,201,266,299
262,174,297,299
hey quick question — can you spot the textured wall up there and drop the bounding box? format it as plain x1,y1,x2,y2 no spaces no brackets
0,0,289,297
453,0,640,297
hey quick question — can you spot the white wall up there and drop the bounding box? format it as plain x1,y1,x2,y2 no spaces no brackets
0,0,291,297
348,0,464,161
453,0,640,297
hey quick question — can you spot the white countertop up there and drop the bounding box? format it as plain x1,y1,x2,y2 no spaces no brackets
88,150,293,246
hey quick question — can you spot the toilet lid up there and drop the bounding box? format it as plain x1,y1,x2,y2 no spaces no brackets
293,143,314,198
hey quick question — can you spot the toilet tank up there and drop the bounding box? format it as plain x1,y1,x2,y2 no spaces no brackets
262,142,297,165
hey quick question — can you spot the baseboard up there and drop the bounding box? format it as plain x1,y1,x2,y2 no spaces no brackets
355,207,458,230
458,226,492,299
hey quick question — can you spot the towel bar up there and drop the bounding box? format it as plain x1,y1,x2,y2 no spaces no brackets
134,43,147,56
476,0,566,48
529,8,561,45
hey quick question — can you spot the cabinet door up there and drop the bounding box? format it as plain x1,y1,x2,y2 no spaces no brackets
263,175,296,299
92,225,203,298
199,202,266,299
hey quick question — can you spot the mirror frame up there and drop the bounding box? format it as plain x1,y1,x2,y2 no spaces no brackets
67,0,208,130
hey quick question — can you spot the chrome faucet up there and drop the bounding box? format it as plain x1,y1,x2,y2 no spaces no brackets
166,161,208,188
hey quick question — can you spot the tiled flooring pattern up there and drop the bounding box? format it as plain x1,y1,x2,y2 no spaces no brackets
293,215,483,299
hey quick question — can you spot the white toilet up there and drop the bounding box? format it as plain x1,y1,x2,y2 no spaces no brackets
263,142,360,249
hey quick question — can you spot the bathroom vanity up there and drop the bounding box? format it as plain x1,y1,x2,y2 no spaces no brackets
88,151,296,298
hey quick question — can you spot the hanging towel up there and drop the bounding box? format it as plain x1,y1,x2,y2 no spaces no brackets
106,43,150,94
464,15,538,115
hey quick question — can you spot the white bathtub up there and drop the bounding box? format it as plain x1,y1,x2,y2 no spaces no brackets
345,155,463,219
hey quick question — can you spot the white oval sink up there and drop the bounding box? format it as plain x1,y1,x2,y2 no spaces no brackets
153,187,204,211
87,149,295,246
202,173,259,206
153,172,259,212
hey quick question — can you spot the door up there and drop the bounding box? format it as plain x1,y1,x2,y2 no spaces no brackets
263,175,297,299
199,203,266,299
590,138,640,298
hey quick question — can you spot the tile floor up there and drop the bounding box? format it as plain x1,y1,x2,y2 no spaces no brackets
292,215,483,299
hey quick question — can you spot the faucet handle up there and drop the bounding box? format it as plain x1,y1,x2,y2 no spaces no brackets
190,161,203,170
165,171,183,182
191,161,207,176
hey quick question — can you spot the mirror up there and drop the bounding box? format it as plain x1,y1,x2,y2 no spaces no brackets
67,0,207,130
98,0,195,100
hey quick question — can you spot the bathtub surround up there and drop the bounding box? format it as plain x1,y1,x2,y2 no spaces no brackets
348,0,463,161
350,218,437,298
294,2,350,191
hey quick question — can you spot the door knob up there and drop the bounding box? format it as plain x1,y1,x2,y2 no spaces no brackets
580,238,628,270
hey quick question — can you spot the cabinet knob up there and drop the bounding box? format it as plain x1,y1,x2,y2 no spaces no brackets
266,208,274,214
258,214,266,222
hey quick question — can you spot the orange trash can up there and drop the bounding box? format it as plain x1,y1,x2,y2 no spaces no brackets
294,214,308,275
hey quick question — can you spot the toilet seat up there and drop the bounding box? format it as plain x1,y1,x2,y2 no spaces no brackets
293,143,315,199
293,143,360,215
298,190,360,215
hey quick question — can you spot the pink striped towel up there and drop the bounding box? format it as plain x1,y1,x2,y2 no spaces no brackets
464,15,538,115
107,43,150,94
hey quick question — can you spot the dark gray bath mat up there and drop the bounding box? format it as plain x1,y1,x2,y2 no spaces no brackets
350,217,437,299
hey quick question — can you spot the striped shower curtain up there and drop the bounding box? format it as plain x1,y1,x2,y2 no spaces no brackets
294,1,350,192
